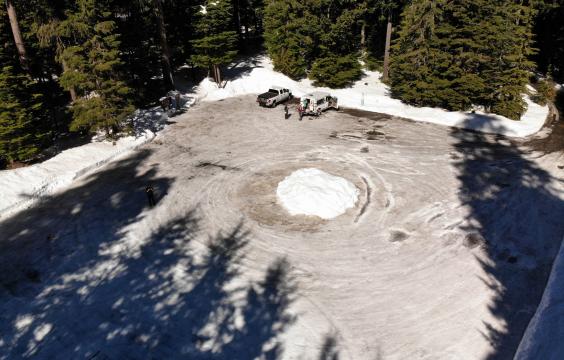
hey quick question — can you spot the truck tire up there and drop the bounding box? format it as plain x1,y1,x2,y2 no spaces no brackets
316,108,322,116
272,101,277,108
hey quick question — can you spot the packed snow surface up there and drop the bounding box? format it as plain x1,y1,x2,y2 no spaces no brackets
276,168,359,219
1,97,563,359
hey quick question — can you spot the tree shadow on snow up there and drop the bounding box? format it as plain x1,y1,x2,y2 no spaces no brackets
450,118,564,359
0,149,171,297
0,151,296,358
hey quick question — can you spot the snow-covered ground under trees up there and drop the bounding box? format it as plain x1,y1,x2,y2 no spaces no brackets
197,56,549,138
0,96,195,219
0,55,550,219
1,96,563,359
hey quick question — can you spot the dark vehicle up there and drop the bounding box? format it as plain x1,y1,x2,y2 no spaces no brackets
257,86,292,107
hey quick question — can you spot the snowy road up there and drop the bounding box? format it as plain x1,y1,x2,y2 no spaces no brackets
1,96,563,359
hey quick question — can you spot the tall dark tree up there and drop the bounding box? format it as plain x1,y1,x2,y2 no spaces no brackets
390,0,536,119
38,0,134,136
533,0,564,82
0,5,46,165
191,0,238,85
153,0,175,90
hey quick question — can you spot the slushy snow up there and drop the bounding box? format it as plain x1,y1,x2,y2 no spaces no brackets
276,168,359,219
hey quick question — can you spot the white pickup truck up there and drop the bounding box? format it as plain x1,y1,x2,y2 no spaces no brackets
257,86,292,107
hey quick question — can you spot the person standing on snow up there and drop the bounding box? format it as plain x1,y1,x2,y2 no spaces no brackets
284,104,289,119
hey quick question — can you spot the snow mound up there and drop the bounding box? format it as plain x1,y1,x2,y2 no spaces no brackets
276,168,359,220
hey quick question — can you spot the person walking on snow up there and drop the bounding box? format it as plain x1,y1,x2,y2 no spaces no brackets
146,185,156,207
284,104,289,119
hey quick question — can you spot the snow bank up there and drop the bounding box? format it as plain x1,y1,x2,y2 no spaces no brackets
0,95,195,220
0,131,154,219
515,236,564,360
196,55,549,138
276,168,359,220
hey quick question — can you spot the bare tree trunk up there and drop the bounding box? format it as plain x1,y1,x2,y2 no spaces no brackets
382,13,393,82
152,0,175,90
213,65,222,86
5,0,28,70
61,58,77,102
360,22,366,49
233,0,241,39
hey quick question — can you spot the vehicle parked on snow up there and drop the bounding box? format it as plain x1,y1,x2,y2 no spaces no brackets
257,86,292,107
298,92,339,118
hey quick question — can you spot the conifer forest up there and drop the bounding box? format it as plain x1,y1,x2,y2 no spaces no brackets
0,0,562,165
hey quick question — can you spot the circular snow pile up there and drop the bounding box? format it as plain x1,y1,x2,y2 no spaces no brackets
276,168,359,219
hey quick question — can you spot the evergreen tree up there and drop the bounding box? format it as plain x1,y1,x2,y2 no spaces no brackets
152,0,175,90
310,54,362,88
191,0,238,85
390,0,536,119
112,0,165,105
533,0,564,82
0,65,44,165
0,7,46,165
263,0,321,79
264,0,361,84
40,1,134,136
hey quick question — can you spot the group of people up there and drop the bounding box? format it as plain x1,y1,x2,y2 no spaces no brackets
283,103,307,121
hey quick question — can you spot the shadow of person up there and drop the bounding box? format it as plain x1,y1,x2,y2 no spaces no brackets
450,118,564,359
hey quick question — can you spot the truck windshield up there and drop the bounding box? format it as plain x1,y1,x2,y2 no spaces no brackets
268,89,279,93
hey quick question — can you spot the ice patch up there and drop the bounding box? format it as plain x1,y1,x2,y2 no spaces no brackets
276,168,359,220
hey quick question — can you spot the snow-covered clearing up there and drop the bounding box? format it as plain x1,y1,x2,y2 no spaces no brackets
0,55,550,220
1,96,563,359
0,54,561,359
197,55,549,138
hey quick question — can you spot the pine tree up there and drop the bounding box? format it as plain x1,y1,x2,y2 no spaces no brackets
0,7,46,165
40,1,134,136
0,66,44,165
152,0,175,90
390,0,536,119
389,0,450,107
310,54,362,88
534,0,564,82
263,0,320,79
264,0,362,84
191,0,238,85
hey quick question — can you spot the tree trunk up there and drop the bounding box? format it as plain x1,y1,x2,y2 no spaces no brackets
233,0,241,39
152,0,175,90
5,0,28,70
61,58,77,102
213,65,222,86
382,13,393,82
360,22,366,49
